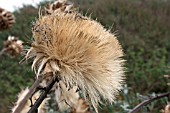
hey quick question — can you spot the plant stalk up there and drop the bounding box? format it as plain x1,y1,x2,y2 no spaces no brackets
28,72,60,113
129,92,170,113
13,76,43,113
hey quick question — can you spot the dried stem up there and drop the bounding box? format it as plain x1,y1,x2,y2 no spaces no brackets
13,76,44,113
28,72,60,113
0,48,6,57
129,92,170,113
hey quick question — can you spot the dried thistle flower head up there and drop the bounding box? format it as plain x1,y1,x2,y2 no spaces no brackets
3,36,23,57
26,11,125,112
12,88,47,113
161,104,170,113
45,0,74,14
0,7,15,30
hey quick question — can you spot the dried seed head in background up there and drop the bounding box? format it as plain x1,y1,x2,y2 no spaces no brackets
0,7,15,31
161,104,170,113
45,0,74,15
26,5,125,112
12,88,47,113
3,36,23,57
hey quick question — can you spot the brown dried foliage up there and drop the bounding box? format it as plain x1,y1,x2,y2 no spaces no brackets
45,0,74,14
0,7,15,30
3,36,23,57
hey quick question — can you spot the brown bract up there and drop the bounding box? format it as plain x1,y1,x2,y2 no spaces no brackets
3,36,23,57
0,7,15,30
70,99,91,113
45,0,74,15
54,81,79,111
26,10,125,112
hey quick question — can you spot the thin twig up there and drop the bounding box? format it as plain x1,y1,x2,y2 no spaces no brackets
13,76,44,113
129,92,170,113
28,72,60,113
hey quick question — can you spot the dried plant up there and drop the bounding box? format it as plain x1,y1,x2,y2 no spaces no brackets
0,7,15,30
161,104,170,113
40,64,90,112
9,0,126,112
54,81,79,111
130,92,170,113
2,36,23,57
70,99,91,113
26,7,125,112
45,0,74,14
12,88,47,113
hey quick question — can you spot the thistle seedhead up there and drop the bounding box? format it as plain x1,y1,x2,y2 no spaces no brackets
161,104,170,113
26,10,125,112
12,88,47,113
45,0,74,15
0,7,15,30
3,36,23,57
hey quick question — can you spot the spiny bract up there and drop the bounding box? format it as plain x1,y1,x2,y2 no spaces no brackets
0,7,15,30
26,11,125,112
3,36,23,57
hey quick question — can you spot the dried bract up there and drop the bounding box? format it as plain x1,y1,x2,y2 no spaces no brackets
0,7,15,30
45,0,74,15
3,36,23,57
55,81,79,111
70,99,91,113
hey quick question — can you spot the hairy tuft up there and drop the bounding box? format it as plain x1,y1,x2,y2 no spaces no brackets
26,11,125,112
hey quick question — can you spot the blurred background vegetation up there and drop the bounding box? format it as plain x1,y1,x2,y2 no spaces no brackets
0,0,170,113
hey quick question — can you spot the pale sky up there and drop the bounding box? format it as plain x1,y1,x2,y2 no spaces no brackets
0,0,50,12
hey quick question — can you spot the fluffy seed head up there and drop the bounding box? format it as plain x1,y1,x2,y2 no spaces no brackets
26,11,125,111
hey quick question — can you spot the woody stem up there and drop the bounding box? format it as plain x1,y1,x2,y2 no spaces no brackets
13,76,43,113
28,72,60,113
129,92,170,113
